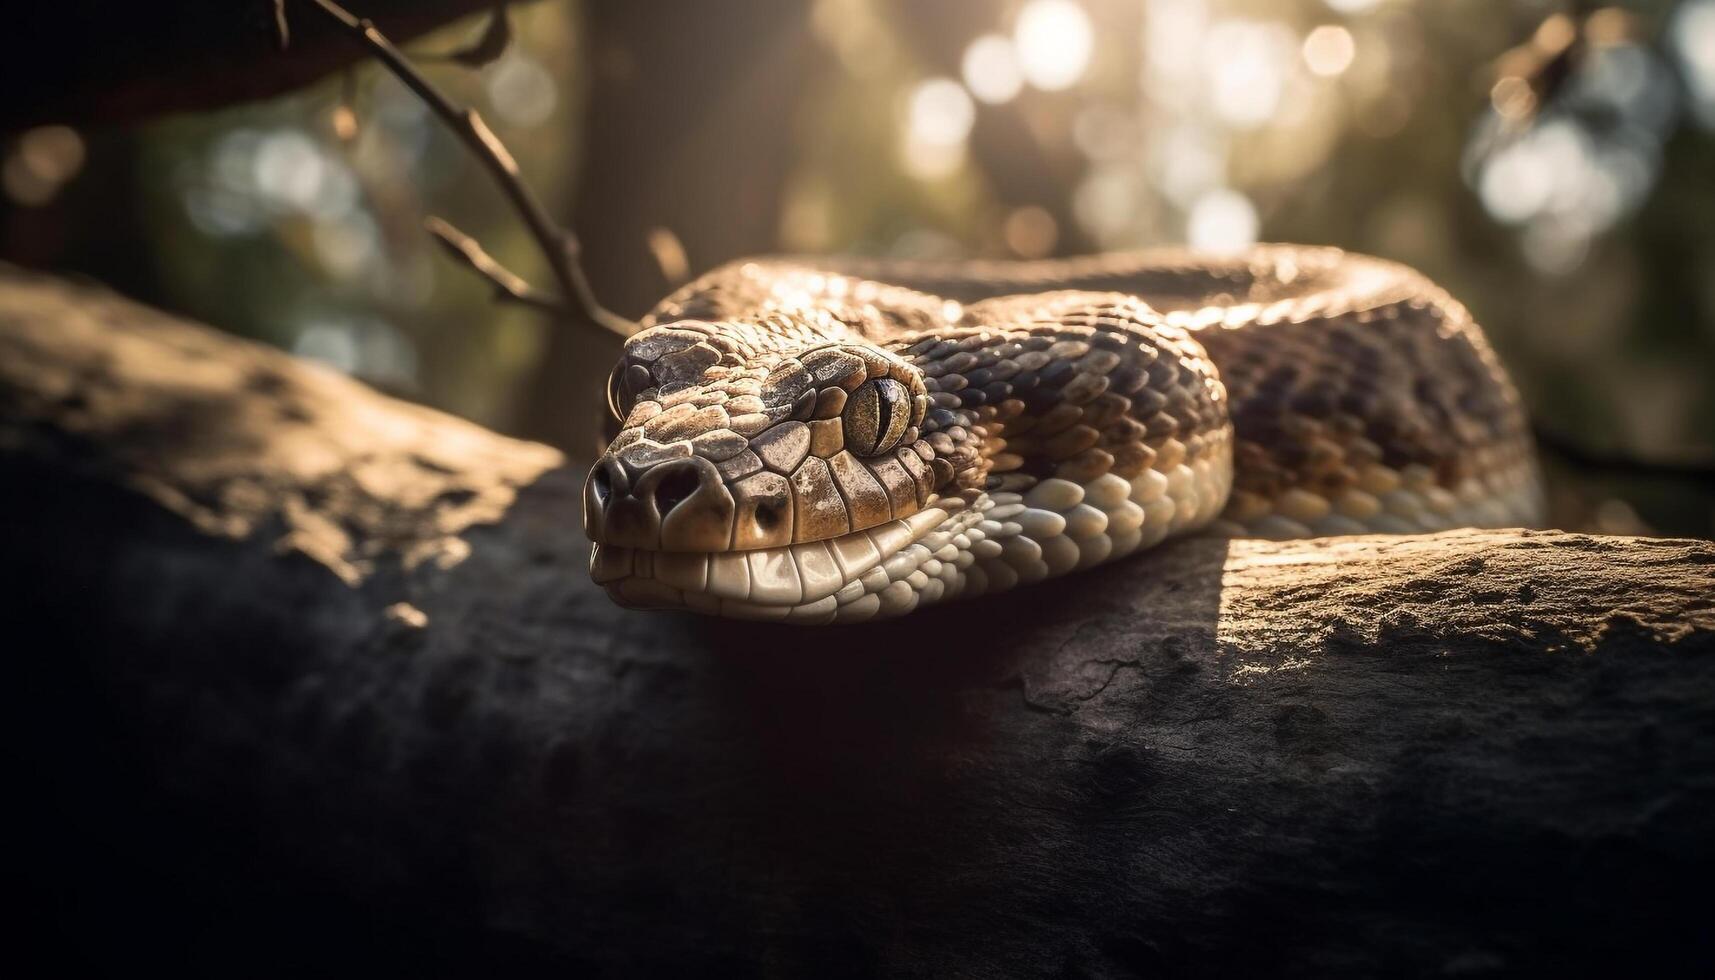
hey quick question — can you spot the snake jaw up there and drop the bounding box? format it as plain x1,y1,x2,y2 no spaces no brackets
589,495,981,623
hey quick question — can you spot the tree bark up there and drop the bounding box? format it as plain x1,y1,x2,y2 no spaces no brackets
0,1,535,131
3,266,1713,975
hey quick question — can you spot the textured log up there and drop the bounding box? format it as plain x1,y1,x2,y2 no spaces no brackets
3,266,1713,975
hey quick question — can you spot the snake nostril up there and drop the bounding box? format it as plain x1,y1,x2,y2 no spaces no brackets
591,464,612,506
652,464,702,517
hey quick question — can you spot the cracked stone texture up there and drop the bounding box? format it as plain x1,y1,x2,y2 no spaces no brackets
4,267,1714,976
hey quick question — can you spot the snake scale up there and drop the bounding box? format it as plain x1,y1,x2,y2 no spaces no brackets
583,245,1544,623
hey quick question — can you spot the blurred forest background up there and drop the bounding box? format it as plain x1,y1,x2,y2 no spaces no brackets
2,0,1711,536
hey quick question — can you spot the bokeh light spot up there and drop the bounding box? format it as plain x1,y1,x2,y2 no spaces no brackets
1674,0,1715,128
312,212,380,279
900,140,967,181
962,34,1024,104
485,53,558,129
1187,189,1259,254
1203,19,1294,128
907,78,976,147
1014,0,1094,92
3,125,85,206
1303,25,1356,77
1004,206,1059,258
901,78,975,180
19,126,86,184
253,130,326,211
1072,165,1138,240
294,316,418,387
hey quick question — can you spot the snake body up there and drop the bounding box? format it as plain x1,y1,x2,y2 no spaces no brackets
584,245,1543,623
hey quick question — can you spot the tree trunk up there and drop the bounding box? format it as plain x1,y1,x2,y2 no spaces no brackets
518,0,814,453
4,266,1712,975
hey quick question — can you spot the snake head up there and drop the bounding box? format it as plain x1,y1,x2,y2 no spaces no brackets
585,318,983,622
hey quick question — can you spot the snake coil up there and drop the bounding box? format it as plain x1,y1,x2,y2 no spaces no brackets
583,245,1543,623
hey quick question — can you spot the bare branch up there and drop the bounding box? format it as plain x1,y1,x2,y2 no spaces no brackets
425,216,571,316
421,5,514,68
273,0,292,50
293,0,635,338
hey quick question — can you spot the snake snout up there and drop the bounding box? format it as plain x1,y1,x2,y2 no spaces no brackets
584,454,736,552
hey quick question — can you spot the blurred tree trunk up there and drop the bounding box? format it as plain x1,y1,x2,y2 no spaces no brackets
519,0,814,456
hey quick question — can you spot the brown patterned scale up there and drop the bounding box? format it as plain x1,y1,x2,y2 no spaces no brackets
584,246,1544,623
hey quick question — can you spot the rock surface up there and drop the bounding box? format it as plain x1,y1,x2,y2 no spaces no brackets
4,266,1713,975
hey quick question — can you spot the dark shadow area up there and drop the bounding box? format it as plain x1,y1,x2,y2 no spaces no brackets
7,443,1715,975
0,447,1228,974
0,457,564,974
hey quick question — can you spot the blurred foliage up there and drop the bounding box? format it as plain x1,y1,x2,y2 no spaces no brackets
91,3,581,427
1,0,1710,535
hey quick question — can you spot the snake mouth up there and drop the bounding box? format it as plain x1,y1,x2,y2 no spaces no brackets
590,499,983,624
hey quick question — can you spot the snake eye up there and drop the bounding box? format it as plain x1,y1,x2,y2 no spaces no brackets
843,378,911,456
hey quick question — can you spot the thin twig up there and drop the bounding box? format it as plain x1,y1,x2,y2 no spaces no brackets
273,0,292,49
295,0,633,337
420,5,514,68
425,216,572,315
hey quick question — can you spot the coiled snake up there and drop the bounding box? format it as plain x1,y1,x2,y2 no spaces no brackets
584,245,1543,623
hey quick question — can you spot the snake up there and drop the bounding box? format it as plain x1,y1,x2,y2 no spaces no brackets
582,245,1544,623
